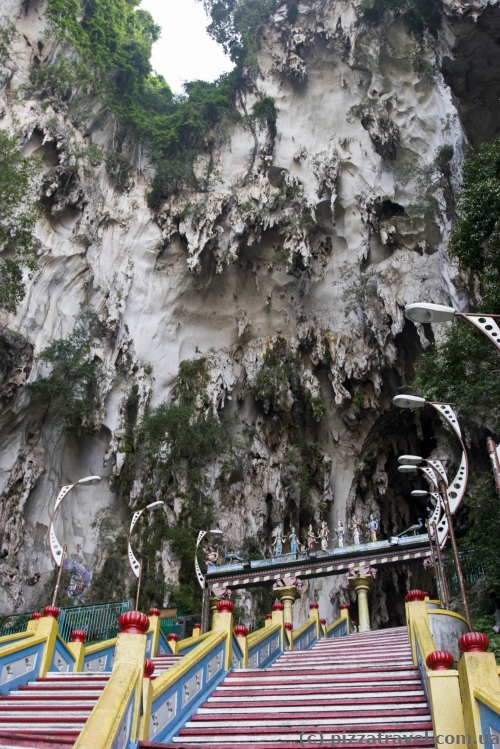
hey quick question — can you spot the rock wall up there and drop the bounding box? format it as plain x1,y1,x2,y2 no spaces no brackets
0,0,498,627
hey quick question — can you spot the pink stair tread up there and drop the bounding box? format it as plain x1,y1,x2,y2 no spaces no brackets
161,625,434,748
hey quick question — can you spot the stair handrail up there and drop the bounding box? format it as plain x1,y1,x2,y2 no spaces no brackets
0,609,67,692
140,629,228,743
245,621,283,667
325,606,352,638
289,617,317,651
74,613,148,749
406,597,466,739
473,685,500,741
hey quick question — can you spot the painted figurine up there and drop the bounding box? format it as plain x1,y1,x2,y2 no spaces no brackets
335,520,345,548
272,528,287,556
349,515,362,545
319,520,330,552
367,513,379,542
205,545,219,572
289,527,299,554
307,524,318,550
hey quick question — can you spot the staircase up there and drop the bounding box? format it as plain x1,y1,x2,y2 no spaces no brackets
0,654,182,748
156,626,434,748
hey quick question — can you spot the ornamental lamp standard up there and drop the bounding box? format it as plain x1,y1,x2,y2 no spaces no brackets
410,489,450,608
128,501,165,611
195,529,224,633
405,303,500,489
398,456,471,627
405,303,500,352
48,475,102,607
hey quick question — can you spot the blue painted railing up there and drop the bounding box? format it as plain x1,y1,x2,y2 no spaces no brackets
148,631,228,743
0,637,46,695
247,624,282,668
50,636,76,673
292,618,318,651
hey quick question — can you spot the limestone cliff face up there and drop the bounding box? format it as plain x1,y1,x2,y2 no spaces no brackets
0,0,498,626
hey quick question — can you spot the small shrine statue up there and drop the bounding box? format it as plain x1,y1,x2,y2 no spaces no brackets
366,513,379,542
319,520,330,552
349,515,362,546
289,526,299,554
307,524,318,550
205,545,219,572
335,520,345,548
272,528,287,556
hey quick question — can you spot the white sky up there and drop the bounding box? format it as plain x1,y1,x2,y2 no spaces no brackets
140,0,234,94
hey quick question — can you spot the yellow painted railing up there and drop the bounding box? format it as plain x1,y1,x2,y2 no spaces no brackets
74,630,145,749
406,599,466,739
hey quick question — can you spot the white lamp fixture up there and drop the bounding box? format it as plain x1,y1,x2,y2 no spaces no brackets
405,303,500,352
405,303,456,324
398,455,423,465
393,395,426,409
398,465,418,473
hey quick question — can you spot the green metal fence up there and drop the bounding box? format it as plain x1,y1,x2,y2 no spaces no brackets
0,612,31,638
0,601,132,643
160,618,183,638
58,601,132,643
444,550,485,598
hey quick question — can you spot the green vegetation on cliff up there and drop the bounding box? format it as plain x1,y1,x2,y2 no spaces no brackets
414,141,500,428
0,132,41,313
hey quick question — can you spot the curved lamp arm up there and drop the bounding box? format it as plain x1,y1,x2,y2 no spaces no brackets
127,501,164,579
48,476,101,566
405,303,500,353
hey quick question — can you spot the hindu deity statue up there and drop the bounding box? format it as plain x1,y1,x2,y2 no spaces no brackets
349,515,362,545
272,528,287,556
367,513,379,542
335,520,345,548
205,545,219,572
307,524,318,550
289,527,299,554
319,520,330,552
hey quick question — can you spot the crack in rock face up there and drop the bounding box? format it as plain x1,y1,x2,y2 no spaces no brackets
0,0,496,622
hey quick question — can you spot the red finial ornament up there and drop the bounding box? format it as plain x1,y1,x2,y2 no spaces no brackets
217,600,234,614
31,612,42,621
167,633,179,642
265,614,272,620
272,601,284,611
405,590,427,602
310,602,319,610
340,604,350,610
234,625,249,638
284,622,293,631
458,632,489,653
144,659,155,678
149,608,161,617
426,651,454,670
193,623,201,629
118,611,150,634
320,618,327,625
70,630,87,643
42,606,60,619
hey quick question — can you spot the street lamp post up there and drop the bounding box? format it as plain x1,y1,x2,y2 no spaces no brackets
195,529,223,633
128,501,165,611
411,489,450,608
405,303,500,492
393,396,469,517
48,475,101,606
398,457,471,628
405,303,500,353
